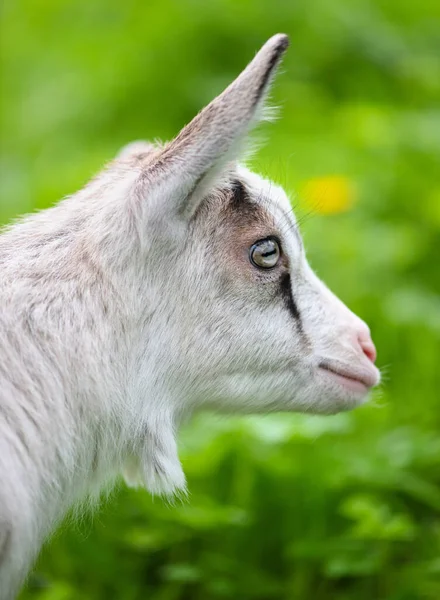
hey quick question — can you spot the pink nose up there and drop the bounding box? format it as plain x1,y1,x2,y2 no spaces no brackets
358,331,377,363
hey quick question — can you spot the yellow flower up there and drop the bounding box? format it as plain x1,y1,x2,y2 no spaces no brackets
301,175,356,215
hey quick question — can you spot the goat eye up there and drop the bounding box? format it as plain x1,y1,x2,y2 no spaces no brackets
249,238,281,269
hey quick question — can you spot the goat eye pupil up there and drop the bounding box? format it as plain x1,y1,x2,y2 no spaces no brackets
250,238,280,269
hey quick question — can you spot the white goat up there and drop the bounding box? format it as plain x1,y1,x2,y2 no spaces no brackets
0,34,379,599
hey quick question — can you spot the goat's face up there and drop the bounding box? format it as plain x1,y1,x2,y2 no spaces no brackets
117,35,379,419
141,165,379,417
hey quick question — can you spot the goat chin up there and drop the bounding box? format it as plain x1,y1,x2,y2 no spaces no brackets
0,34,378,598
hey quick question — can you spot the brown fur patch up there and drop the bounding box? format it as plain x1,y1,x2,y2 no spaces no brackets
223,178,277,235
196,177,289,285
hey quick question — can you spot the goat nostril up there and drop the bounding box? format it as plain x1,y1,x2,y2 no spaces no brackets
359,337,377,364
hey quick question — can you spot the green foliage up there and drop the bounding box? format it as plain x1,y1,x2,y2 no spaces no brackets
1,0,439,598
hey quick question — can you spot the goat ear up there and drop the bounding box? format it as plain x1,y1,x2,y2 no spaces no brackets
117,140,157,160
146,34,289,219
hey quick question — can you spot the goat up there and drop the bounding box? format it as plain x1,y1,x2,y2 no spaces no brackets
0,34,379,598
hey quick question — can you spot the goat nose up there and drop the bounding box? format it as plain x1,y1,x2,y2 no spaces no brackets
358,331,377,364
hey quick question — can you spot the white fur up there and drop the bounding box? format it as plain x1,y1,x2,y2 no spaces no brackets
0,35,379,598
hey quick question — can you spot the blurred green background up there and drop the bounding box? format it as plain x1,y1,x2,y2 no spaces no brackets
1,0,440,598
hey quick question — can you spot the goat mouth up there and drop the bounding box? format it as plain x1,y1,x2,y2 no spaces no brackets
318,362,378,391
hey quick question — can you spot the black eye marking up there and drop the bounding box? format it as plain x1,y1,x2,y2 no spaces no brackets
279,273,301,322
230,179,249,207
